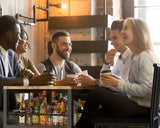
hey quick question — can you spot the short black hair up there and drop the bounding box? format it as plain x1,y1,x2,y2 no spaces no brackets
0,15,19,38
111,20,124,32
52,31,70,43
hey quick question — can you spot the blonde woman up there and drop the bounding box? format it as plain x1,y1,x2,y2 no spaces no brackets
76,18,159,128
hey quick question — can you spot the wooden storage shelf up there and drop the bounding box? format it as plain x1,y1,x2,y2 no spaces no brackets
48,15,108,29
72,41,108,53
3,85,91,128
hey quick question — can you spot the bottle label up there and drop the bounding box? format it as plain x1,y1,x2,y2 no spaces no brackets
47,118,52,126
32,115,39,124
40,111,46,125
59,116,64,126
19,116,25,123
78,113,82,121
74,113,77,125
64,116,68,126
26,116,31,125
52,115,58,125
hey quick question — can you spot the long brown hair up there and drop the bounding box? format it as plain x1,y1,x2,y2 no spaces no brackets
125,18,154,56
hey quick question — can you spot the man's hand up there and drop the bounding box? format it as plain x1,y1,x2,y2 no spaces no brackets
105,49,117,66
77,74,96,86
55,77,77,86
22,69,34,79
29,73,57,85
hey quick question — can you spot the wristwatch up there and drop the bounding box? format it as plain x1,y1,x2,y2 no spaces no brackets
94,79,100,86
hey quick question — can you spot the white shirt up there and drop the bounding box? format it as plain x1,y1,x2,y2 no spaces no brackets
101,47,132,81
117,51,157,107
0,45,9,77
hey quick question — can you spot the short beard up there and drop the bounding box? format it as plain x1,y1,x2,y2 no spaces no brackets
56,45,69,60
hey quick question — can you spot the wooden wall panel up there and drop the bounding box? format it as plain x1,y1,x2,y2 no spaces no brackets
48,15,108,29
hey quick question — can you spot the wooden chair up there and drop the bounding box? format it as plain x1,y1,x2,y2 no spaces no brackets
93,63,160,128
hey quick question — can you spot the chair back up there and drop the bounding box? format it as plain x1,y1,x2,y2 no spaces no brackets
150,63,160,128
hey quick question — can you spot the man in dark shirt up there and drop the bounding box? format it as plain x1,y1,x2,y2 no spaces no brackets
37,31,82,80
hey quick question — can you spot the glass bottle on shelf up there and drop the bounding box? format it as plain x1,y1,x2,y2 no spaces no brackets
26,104,32,125
74,100,78,126
35,96,40,111
29,92,34,111
58,93,64,126
19,101,26,124
60,101,66,126
64,101,68,126
51,91,56,111
77,98,83,121
29,93,34,120
32,106,40,125
46,105,52,126
52,100,58,126
42,91,48,106
40,101,47,125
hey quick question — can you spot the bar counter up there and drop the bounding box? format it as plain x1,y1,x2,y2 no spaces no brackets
3,85,92,128
3,85,92,90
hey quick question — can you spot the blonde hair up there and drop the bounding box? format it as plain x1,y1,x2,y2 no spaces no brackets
125,18,154,56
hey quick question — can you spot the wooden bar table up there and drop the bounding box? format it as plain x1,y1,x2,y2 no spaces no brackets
3,85,91,128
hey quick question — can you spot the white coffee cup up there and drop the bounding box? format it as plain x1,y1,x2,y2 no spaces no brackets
100,70,112,86
78,70,88,76
67,74,77,78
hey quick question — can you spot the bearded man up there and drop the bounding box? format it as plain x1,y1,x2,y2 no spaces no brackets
37,31,81,80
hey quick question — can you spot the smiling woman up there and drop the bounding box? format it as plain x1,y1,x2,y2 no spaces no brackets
16,24,40,77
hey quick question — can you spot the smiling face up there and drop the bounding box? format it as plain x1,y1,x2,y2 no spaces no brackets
54,36,72,59
16,32,29,54
111,29,125,53
121,20,134,46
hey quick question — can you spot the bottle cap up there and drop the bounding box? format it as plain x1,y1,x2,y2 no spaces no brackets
60,93,63,98
78,98,81,106
52,91,55,97
43,91,47,96
23,100,25,104
36,96,40,100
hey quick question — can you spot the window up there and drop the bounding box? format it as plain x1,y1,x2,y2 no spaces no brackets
134,0,160,60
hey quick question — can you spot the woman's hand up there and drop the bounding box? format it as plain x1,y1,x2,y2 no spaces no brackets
22,69,34,79
100,74,119,87
77,74,96,86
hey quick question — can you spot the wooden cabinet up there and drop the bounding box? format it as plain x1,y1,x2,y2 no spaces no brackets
3,85,90,128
